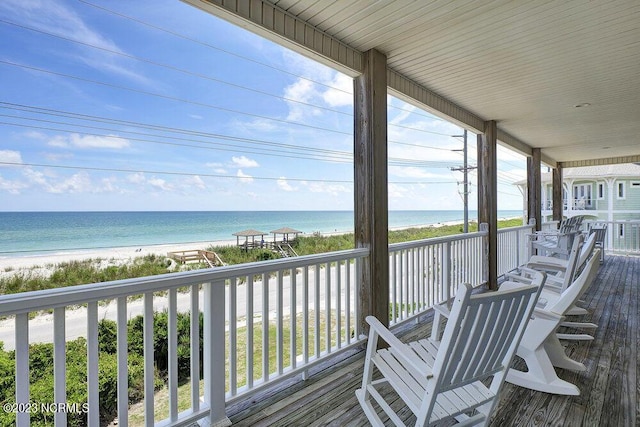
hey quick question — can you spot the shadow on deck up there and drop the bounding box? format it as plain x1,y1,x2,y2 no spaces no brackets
226,255,638,426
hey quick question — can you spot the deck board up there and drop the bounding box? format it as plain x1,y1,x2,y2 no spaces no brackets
227,255,639,426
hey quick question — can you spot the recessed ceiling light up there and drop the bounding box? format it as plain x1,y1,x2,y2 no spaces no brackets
574,103,591,108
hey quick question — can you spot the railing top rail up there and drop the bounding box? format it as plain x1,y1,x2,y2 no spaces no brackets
0,247,369,316
497,224,535,234
389,229,487,252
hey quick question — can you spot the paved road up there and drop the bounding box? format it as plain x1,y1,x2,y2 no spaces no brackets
0,266,357,350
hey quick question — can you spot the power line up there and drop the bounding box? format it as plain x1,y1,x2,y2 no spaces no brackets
0,18,352,118
1,102,461,168
77,0,350,94
0,17,463,141
0,161,458,185
0,59,356,137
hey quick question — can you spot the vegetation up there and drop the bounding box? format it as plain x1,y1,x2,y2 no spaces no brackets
0,218,523,295
0,311,199,426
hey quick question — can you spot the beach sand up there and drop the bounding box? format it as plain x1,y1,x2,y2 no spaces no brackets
0,238,239,278
0,217,518,277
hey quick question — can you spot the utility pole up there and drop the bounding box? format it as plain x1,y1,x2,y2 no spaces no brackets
450,130,476,233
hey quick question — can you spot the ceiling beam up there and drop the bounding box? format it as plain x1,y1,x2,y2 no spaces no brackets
560,155,640,168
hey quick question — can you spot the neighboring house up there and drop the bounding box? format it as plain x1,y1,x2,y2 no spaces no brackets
515,163,640,224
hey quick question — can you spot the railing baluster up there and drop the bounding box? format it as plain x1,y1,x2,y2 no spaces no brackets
302,266,309,364
229,279,237,395
15,313,29,427
276,270,284,375
391,251,397,322
324,262,331,354
87,302,100,427
202,280,229,426
262,273,269,383
246,275,254,389
190,284,200,411
354,257,362,339
168,288,178,421
290,268,297,369
345,260,351,344
53,306,67,426
314,264,320,359
143,292,154,427
446,241,453,300
336,261,342,348
117,297,128,427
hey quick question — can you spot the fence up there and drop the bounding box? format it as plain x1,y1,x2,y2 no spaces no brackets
2,223,551,426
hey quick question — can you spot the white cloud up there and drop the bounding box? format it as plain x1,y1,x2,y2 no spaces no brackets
148,177,173,191
48,133,130,149
184,175,206,190
389,167,454,180
302,181,350,196
322,73,353,107
0,175,27,194
284,78,323,121
0,150,23,166
277,177,295,191
236,169,254,183
231,156,259,168
0,0,150,84
127,172,146,184
22,168,95,193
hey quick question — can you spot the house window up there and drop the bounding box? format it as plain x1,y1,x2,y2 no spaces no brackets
572,184,592,208
619,223,625,238
617,182,626,199
597,182,604,199
631,181,640,188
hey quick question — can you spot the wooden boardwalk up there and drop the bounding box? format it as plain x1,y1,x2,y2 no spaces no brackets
226,255,638,426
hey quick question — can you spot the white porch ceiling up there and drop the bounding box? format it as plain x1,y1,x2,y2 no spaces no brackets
184,0,640,168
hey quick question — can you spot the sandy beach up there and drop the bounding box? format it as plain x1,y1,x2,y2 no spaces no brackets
0,217,517,276
0,238,239,278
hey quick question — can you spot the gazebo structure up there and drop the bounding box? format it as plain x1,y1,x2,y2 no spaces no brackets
270,227,302,245
232,229,268,250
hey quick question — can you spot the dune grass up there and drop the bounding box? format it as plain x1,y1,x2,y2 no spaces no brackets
0,218,523,295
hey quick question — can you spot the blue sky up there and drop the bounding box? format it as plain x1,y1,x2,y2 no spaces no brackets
0,0,527,212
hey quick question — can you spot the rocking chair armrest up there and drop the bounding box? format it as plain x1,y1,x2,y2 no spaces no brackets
532,307,564,322
503,272,534,284
433,303,451,318
365,316,432,377
525,260,566,273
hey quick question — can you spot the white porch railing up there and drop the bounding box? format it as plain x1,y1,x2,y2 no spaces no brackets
496,223,536,276
0,248,368,427
388,226,489,326
585,220,640,255
0,223,559,426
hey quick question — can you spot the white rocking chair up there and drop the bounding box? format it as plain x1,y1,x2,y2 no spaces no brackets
356,276,543,426
504,252,600,395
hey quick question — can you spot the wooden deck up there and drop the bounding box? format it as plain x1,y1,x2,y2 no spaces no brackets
226,255,638,426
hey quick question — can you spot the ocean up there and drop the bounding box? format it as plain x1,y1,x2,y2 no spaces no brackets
0,210,522,256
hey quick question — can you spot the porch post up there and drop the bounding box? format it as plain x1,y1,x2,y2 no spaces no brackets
477,120,498,290
354,48,389,329
527,148,542,231
552,164,563,224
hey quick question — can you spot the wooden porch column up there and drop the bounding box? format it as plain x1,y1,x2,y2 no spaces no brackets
527,148,542,231
354,49,389,329
552,164,563,224
477,120,498,290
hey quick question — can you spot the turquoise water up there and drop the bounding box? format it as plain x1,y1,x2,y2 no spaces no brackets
0,210,521,256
